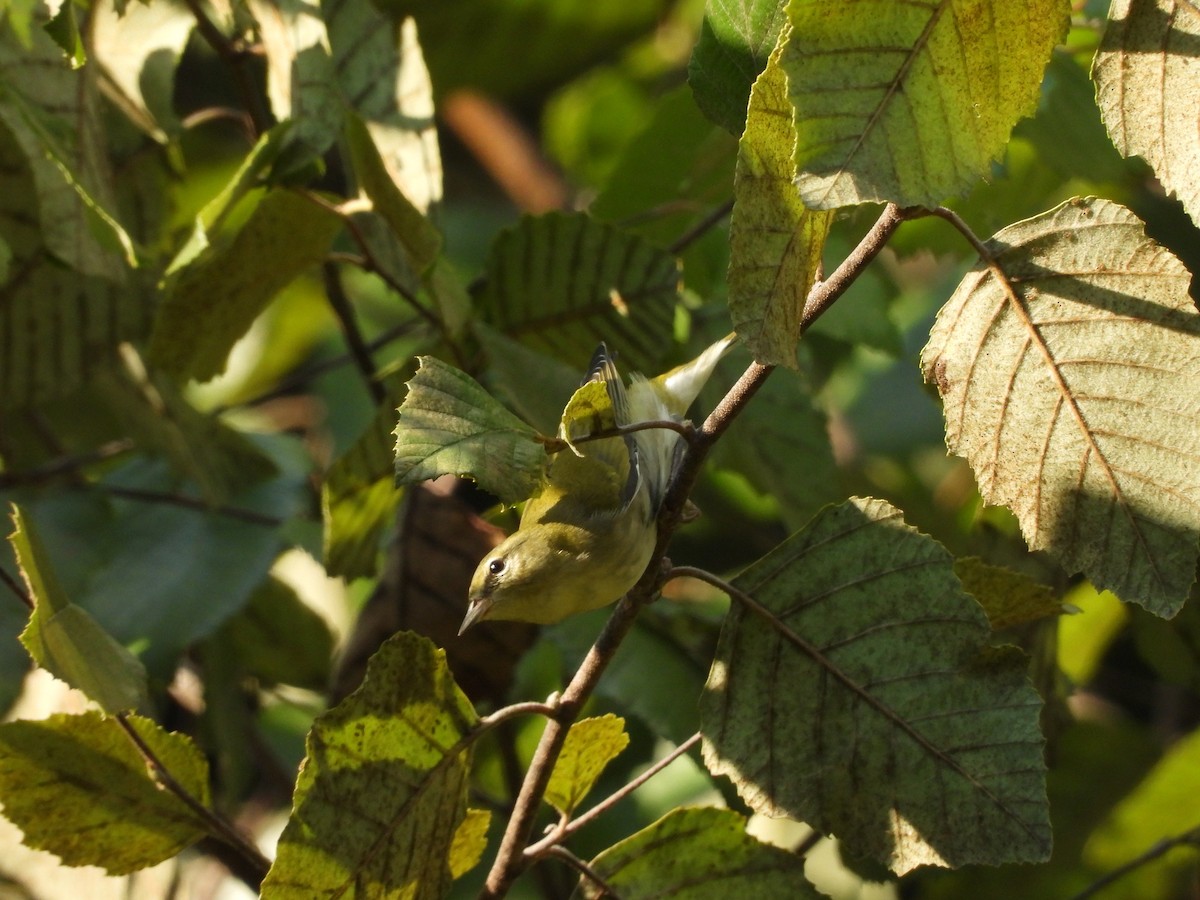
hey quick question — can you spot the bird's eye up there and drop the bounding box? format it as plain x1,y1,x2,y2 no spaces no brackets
488,558,506,576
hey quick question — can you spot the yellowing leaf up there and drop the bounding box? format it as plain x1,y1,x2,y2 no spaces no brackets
448,808,491,879
922,198,1200,616
1093,0,1200,229
583,807,819,899
785,0,1069,208
394,357,545,503
262,631,480,898
544,714,629,815
0,712,209,874
729,25,832,368
702,497,1049,874
954,557,1062,631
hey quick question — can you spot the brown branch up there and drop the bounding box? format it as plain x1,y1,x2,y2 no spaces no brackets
322,263,386,405
478,200,912,898
0,566,33,611
113,713,271,887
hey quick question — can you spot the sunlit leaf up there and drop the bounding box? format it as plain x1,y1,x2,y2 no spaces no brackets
544,714,629,815
0,712,208,874
583,807,819,898
394,356,545,503
262,631,481,898
92,0,194,140
43,0,83,68
1057,581,1127,687
954,558,1062,632
702,497,1049,874
149,189,342,382
474,212,680,375
728,25,832,368
1093,0,1200,228
449,808,491,879
688,0,788,135
1084,724,1200,898
922,198,1200,616
784,0,1069,209
10,505,148,713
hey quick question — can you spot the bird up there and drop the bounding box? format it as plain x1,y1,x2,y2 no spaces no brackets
460,334,735,632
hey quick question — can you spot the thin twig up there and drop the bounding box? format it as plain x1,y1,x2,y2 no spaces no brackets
0,566,33,611
323,263,386,404
543,846,623,899
478,200,912,898
524,733,702,860
113,713,271,885
480,701,561,727
0,440,135,490
537,418,696,453
666,199,735,256
96,485,283,527
1068,827,1200,900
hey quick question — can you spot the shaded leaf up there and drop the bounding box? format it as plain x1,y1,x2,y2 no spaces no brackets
1093,0,1200,228
688,0,787,135
729,25,832,368
43,0,83,68
218,576,334,691
1084,724,1200,898
474,212,680,375
10,505,148,713
921,197,1200,616
148,189,342,382
582,807,818,898
954,558,1063,632
19,447,306,678
476,322,582,435
262,631,480,898
702,497,1049,874
0,712,209,874
545,715,629,815
784,0,1069,208
394,356,545,503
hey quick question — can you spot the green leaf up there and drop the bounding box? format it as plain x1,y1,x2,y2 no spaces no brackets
475,322,583,436
729,26,832,368
544,714,629,815
1057,581,1127,687
394,356,545,503
1093,0,1200,228
1084,724,1200,898
784,0,1070,208
688,0,787,135
19,447,306,678
449,808,491,879
474,211,680,375
709,367,839,533
0,712,209,874
148,189,342,382
921,198,1200,616
344,110,441,272
10,505,148,713
261,631,481,898
701,497,1050,874
217,576,334,691
249,0,344,176
954,558,1063,632
42,0,83,68
584,807,819,899
323,377,407,579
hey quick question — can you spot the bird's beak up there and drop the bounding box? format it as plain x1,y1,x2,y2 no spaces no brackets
458,596,492,635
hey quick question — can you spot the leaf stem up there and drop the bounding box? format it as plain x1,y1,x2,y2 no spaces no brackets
543,845,623,898
112,713,271,886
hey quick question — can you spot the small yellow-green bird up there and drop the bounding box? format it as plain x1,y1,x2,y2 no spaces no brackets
460,334,735,632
